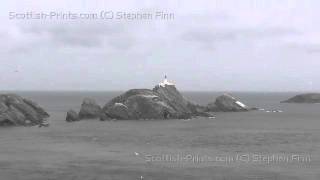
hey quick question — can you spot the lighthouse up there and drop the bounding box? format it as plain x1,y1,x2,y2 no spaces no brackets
159,75,174,87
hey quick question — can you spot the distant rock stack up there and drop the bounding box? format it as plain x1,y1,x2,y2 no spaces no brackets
68,77,259,121
66,109,79,122
100,77,211,120
0,94,49,126
153,85,193,116
153,84,209,118
101,88,178,120
65,98,102,122
206,94,253,112
281,93,320,103
78,98,102,119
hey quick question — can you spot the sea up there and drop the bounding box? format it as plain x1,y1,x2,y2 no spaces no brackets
1,91,320,179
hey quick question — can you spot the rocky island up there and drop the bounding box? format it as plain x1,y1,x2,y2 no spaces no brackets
281,93,320,103
206,93,254,112
67,76,254,121
0,94,50,126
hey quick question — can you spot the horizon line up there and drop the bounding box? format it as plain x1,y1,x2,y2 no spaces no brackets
0,89,318,93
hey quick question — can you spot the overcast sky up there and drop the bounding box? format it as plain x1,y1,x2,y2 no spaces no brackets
1,0,320,91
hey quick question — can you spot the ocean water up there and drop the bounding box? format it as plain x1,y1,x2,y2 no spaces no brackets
1,91,320,179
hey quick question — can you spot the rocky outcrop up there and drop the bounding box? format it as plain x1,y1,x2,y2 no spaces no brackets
105,103,130,120
206,94,251,112
66,109,79,122
0,94,49,126
153,85,193,116
72,86,255,121
79,98,102,119
99,112,110,121
23,98,50,118
206,102,220,112
281,93,320,103
65,98,103,122
101,85,210,120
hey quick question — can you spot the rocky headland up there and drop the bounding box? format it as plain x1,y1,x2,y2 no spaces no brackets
281,93,320,103
0,94,50,126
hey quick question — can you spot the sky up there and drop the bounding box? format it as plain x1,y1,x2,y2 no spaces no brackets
1,0,320,91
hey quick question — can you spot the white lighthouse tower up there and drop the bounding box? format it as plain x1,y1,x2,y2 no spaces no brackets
159,75,174,87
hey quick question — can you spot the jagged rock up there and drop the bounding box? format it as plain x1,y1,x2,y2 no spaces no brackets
154,85,211,117
103,89,155,109
102,84,209,120
66,109,79,122
187,103,212,117
0,102,9,113
0,94,49,126
106,103,130,120
206,102,220,112
0,106,25,126
99,112,111,121
23,98,49,118
79,98,102,119
153,85,193,116
125,94,179,119
281,93,320,103
208,94,250,112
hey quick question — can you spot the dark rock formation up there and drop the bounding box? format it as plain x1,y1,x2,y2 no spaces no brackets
105,103,130,120
102,85,209,120
207,94,251,112
153,85,193,116
66,109,79,122
66,98,103,122
79,98,102,119
153,85,211,117
99,112,110,121
0,94,49,126
126,94,180,119
23,98,49,118
281,93,320,103
206,102,220,112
